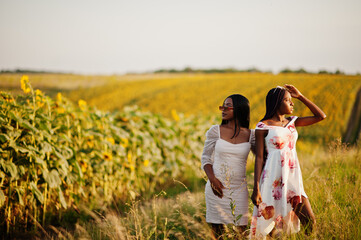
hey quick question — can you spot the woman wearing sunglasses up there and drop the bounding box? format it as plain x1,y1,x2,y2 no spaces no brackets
250,85,326,238
201,94,255,239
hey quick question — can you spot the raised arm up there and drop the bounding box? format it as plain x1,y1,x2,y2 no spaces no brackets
251,129,267,206
284,84,326,127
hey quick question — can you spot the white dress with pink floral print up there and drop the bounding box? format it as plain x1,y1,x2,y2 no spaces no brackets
250,116,307,238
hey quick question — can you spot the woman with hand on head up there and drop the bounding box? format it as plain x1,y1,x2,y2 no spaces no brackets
250,85,326,238
201,94,255,239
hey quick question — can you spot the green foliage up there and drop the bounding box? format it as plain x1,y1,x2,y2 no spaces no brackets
68,141,361,240
0,78,212,235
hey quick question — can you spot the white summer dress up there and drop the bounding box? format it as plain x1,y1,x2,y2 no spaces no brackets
250,116,307,238
201,125,255,226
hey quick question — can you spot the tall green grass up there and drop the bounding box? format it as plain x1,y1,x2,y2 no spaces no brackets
40,140,360,240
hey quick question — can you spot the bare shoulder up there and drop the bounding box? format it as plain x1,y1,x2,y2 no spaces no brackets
255,128,268,138
242,128,251,137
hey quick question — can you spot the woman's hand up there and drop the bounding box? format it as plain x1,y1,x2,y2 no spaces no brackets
284,84,302,99
283,85,327,127
203,164,224,198
210,177,224,198
251,188,262,206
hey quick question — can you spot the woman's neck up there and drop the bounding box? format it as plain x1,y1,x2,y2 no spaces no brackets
225,119,236,128
271,114,286,122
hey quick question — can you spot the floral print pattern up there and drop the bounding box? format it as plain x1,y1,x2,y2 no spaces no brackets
287,190,302,208
275,215,284,229
288,124,296,133
270,136,286,149
250,116,307,238
280,150,290,167
256,122,265,129
288,154,297,171
258,202,275,220
272,177,284,200
288,133,295,150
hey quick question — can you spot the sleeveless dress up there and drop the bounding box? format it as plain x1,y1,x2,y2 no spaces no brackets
201,125,255,226
250,116,307,238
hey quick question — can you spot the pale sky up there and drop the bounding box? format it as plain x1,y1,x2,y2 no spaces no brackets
1,0,361,75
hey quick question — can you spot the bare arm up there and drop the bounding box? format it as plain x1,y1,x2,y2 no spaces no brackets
203,164,224,198
284,84,326,127
251,129,267,206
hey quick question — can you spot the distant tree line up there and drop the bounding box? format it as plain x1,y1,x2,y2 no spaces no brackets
153,67,354,75
0,69,69,74
0,67,357,75
279,68,347,75
154,67,269,74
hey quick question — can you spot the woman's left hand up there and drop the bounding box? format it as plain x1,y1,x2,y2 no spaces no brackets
284,84,302,98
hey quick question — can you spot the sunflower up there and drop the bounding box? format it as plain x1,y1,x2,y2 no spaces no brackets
20,75,31,94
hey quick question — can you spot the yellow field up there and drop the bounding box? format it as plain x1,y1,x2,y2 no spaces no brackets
64,73,361,143
1,73,360,143
1,74,360,239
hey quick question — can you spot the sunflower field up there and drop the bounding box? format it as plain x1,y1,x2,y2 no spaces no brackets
0,76,210,234
0,73,360,238
66,73,361,143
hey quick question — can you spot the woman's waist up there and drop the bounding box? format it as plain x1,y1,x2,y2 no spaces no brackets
265,149,297,158
213,172,247,184
213,166,246,176
215,152,250,160
213,159,247,168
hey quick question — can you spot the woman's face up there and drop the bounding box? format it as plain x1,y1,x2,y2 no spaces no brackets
278,91,294,115
221,98,234,121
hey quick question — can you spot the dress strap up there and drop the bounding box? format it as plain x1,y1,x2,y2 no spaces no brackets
286,116,298,126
